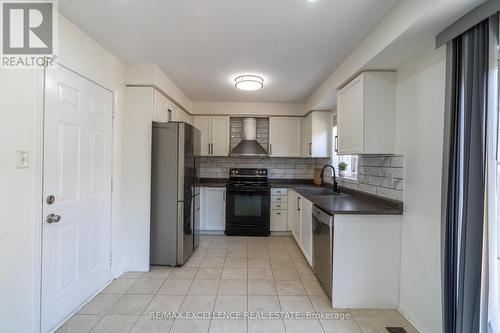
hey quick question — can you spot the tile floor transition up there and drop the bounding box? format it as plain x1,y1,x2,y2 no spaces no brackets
57,235,419,333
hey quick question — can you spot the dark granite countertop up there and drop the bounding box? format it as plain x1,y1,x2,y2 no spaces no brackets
271,180,403,215
200,178,403,216
200,178,228,187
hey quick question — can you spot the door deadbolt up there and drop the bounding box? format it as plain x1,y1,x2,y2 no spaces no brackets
46,195,55,205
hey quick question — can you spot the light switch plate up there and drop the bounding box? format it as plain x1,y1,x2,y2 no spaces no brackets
16,150,29,169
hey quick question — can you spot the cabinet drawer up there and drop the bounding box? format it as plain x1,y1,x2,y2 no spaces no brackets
271,188,288,196
270,210,288,231
271,195,288,203
272,202,287,210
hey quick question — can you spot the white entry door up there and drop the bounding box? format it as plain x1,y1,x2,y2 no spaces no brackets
41,66,113,332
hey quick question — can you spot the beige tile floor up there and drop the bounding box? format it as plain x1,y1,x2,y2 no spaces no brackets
57,235,419,333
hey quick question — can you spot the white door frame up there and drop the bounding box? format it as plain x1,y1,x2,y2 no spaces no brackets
33,62,117,333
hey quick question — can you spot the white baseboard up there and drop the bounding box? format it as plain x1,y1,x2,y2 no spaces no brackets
398,305,434,333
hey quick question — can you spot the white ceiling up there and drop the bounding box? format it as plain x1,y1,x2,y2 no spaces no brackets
59,0,400,103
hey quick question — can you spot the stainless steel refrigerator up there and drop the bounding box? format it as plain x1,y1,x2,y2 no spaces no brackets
150,121,201,266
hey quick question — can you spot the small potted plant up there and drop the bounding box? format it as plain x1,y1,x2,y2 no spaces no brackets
338,162,347,177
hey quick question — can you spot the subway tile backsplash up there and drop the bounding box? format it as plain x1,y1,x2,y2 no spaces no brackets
199,156,330,179
325,155,405,202
201,154,405,202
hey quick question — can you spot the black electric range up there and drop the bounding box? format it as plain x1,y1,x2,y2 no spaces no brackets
225,168,271,236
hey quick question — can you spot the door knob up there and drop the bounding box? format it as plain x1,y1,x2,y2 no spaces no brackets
46,214,61,223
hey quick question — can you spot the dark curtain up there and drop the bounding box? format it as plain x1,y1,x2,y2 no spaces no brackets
442,19,489,333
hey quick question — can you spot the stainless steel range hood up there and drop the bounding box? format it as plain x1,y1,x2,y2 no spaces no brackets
229,118,269,157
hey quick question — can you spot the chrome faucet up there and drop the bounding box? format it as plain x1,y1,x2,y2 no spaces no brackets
320,164,340,193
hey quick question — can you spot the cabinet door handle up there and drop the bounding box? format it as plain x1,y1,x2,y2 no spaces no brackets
297,197,300,211
335,135,338,152
223,190,226,202
277,212,281,215
309,142,312,155
208,143,211,154
269,144,272,155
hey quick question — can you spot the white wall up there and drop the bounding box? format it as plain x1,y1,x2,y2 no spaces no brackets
192,101,305,116
395,47,446,333
0,14,128,333
0,13,191,333
0,69,44,333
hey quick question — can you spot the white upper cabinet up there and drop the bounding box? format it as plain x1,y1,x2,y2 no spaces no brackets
301,115,312,157
153,89,169,122
153,88,193,124
171,104,192,125
269,117,302,157
193,116,230,156
337,71,396,155
211,116,230,156
301,111,331,158
194,116,211,156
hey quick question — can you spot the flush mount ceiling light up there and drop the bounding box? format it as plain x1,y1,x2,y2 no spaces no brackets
234,75,264,91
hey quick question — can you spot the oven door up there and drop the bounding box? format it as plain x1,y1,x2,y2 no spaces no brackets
225,188,270,235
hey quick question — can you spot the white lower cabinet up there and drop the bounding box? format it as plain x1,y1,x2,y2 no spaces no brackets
332,215,402,308
299,197,313,265
270,210,288,231
288,189,313,266
200,187,225,231
289,190,300,239
270,188,288,231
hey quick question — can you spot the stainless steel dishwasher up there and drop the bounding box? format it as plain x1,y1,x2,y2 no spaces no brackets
312,205,333,298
